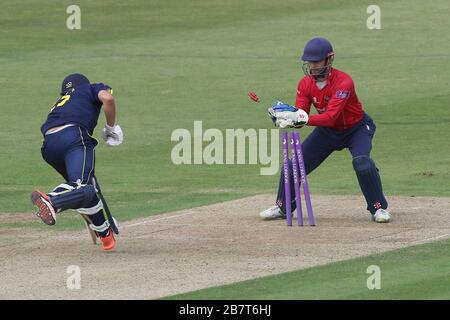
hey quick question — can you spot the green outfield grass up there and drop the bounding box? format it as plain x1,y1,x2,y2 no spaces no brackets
1,0,449,229
165,238,450,299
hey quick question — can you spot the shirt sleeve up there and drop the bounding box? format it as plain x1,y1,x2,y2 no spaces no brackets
307,79,353,127
295,78,311,114
91,83,112,103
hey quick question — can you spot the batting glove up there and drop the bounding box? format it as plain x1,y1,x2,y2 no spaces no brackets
103,124,124,147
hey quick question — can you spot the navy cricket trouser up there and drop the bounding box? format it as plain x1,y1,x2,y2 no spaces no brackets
41,126,109,234
276,113,388,215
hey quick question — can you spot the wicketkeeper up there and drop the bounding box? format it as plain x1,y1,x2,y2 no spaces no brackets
260,37,391,223
31,73,124,250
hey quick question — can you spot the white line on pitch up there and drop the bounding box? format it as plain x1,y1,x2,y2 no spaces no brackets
408,233,450,245
123,211,199,228
123,209,224,229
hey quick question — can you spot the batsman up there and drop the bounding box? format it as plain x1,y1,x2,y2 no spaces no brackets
31,73,123,250
260,37,391,223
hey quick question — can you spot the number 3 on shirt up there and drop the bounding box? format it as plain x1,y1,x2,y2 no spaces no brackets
50,94,71,111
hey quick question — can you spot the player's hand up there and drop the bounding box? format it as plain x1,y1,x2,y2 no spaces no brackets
268,101,308,128
276,109,308,128
267,101,298,126
103,124,124,147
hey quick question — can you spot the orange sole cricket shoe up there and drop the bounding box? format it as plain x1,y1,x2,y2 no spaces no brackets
100,229,116,251
31,190,56,225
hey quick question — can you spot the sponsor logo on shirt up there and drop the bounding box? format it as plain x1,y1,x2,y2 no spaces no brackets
335,90,350,99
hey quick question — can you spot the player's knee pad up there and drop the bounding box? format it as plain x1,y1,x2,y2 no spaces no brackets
352,155,375,174
50,182,98,212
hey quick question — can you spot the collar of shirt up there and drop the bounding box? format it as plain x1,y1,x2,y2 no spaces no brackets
314,68,335,90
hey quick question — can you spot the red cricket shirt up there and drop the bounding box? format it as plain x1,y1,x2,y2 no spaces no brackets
295,68,363,131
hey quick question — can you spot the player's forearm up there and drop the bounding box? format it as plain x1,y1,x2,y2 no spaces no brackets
103,100,116,127
307,100,347,127
307,113,337,127
295,104,311,114
98,90,117,126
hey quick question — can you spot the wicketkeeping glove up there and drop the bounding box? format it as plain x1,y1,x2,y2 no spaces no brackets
267,101,308,128
102,124,124,147
276,109,309,128
268,101,296,124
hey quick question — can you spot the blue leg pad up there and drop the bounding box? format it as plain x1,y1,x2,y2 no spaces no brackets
50,182,97,212
352,156,388,214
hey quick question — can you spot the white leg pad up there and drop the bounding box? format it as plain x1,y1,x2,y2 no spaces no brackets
88,220,110,233
76,200,104,215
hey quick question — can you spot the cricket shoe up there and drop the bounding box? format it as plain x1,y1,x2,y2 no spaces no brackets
372,209,391,223
31,190,56,225
100,228,116,251
259,205,285,220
